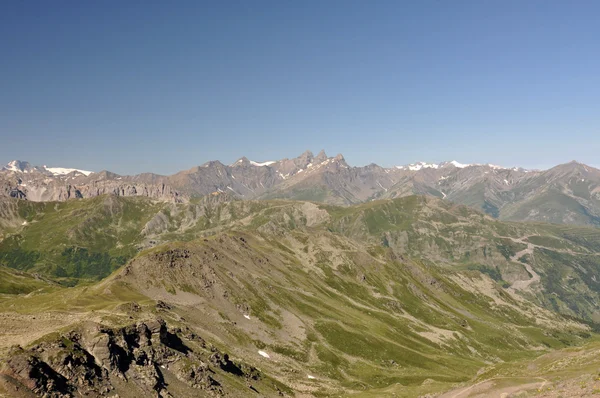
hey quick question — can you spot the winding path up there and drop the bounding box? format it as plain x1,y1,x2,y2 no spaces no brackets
508,238,540,290
443,376,548,398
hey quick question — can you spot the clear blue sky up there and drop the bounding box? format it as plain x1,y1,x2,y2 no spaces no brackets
1,1,599,174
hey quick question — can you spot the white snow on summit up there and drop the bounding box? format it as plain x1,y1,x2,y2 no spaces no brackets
44,166,93,176
249,160,275,167
4,160,22,172
395,160,526,171
2,160,93,176
396,162,440,171
447,160,470,168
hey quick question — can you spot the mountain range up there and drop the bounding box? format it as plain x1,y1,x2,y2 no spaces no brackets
3,151,600,227
1,154,600,396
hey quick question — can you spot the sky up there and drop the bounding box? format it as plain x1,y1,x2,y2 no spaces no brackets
1,0,599,175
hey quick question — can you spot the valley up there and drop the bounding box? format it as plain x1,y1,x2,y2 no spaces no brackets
1,194,600,396
5,1,599,396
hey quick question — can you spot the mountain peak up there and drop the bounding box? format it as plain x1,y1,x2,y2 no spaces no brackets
298,150,314,161
2,160,32,173
556,160,587,169
232,157,250,166
232,157,275,167
1,160,93,176
314,150,328,163
549,160,597,175
198,160,225,169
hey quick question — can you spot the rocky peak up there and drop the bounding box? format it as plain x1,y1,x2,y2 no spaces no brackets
232,157,251,167
2,160,41,174
198,160,225,169
314,150,328,163
91,170,120,180
2,160,93,177
547,161,599,178
333,153,348,167
297,150,314,163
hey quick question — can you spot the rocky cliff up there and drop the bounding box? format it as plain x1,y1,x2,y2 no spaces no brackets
0,318,269,398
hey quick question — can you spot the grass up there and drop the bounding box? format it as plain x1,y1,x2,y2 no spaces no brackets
2,194,600,395
0,196,162,279
0,277,152,314
0,266,57,294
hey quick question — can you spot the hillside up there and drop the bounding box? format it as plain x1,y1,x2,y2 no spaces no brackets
3,194,600,320
1,195,600,396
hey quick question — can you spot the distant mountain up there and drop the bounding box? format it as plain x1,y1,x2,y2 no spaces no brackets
1,160,92,176
2,154,600,227
0,160,183,202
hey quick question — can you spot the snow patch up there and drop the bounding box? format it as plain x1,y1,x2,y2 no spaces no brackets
250,160,275,167
44,166,93,176
258,351,270,359
396,162,440,171
5,161,21,172
396,160,472,171
448,160,470,168
394,160,532,172
307,375,316,379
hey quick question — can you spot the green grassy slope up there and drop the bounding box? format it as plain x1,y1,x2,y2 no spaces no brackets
3,194,600,322
0,196,164,281
0,266,57,295
0,229,588,396
2,194,600,396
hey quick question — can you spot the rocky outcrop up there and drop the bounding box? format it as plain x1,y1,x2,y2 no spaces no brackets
0,162,187,203
75,181,185,203
0,176,186,203
0,319,262,397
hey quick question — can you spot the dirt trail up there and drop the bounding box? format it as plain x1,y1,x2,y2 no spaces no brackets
496,236,541,291
508,238,540,290
441,376,548,398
